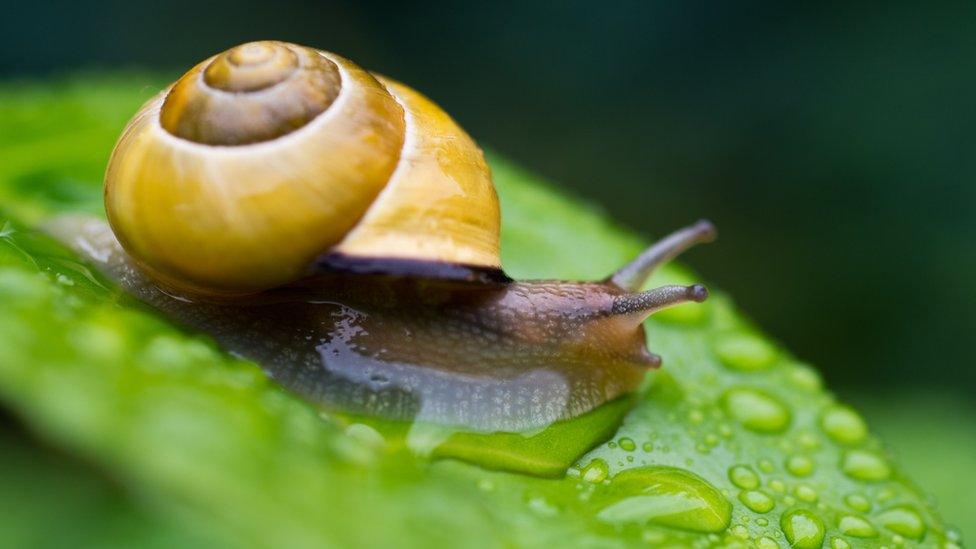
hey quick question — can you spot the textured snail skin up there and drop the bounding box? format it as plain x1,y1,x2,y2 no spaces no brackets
50,216,712,432
52,218,656,431
105,41,500,297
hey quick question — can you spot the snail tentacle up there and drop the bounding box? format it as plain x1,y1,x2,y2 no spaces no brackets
612,284,709,322
609,219,716,292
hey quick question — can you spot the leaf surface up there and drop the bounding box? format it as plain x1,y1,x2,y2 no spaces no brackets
0,74,958,548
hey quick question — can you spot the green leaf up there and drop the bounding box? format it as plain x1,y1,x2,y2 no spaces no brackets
0,74,961,547
0,428,227,549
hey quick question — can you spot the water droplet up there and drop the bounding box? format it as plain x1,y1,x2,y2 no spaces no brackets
844,493,871,513
729,465,760,489
594,466,732,533
756,517,769,527
780,509,826,549
757,535,781,548
582,458,609,483
344,423,385,451
769,479,786,493
786,454,815,477
797,432,821,451
877,506,926,540
739,490,775,513
640,530,666,544
730,524,750,539
788,364,822,391
821,406,868,445
618,437,636,452
526,495,559,517
838,515,878,538
841,450,891,482
794,484,818,503
722,388,791,433
642,442,653,452
758,459,775,473
477,479,495,492
67,323,126,361
830,538,851,549
142,336,195,371
714,332,777,371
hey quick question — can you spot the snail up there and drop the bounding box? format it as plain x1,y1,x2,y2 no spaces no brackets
51,41,716,433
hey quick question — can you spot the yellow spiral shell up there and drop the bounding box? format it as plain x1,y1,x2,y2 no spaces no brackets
105,41,501,296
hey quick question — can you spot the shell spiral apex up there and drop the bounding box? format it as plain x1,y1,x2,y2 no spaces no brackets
162,41,341,146
105,41,502,297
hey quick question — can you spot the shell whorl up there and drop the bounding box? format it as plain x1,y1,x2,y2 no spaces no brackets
104,41,501,297
161,42,341,145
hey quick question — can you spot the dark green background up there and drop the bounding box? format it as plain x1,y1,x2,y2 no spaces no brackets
2,2,973,411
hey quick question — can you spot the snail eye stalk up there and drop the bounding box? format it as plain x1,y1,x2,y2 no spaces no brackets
612,284,709,323
609,219,716,292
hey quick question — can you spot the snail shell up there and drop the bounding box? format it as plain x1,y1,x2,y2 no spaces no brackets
105,41,500,297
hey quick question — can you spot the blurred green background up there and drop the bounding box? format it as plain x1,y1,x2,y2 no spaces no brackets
1,0,974,538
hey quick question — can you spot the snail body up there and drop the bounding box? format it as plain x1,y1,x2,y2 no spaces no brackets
59,41,716,433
